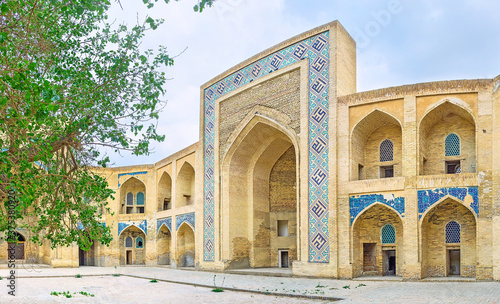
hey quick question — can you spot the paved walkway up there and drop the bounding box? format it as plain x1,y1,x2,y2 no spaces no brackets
0,266,499,303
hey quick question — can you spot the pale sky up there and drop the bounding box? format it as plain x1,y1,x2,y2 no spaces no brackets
105,0,500,167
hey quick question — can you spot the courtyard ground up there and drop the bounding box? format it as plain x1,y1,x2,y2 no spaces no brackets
0,266,499,303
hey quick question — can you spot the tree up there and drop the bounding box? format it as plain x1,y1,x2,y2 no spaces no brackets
0,0,213,250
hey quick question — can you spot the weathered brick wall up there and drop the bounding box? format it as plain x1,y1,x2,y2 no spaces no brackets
422,199,476,277
421,113,475,175
176,224,195,267
219,69,301,163
157,226,171,265
119,226,146,265
269,146,297,266
269,147,296,212
352,204,404,277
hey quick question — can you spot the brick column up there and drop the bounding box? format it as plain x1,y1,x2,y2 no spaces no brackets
402,95,421,279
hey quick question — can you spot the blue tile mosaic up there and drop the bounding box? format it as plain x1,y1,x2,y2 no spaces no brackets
118,220,147,236
349,194,405,225
157,217,172,233
176,212,195,231
203,32,331,263
417,187,479,218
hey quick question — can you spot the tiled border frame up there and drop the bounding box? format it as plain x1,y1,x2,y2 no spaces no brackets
417,187,479,218
203,30,331,263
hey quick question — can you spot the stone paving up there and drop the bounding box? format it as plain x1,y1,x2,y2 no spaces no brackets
0,266,498,303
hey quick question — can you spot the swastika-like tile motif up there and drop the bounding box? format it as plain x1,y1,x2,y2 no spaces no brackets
157,217,172,233
203,32,331,263
118,220,147,236
417,187,479,218
176,212,195,231
349,194,405,225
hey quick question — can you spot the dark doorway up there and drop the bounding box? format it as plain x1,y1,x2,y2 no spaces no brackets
78,242,95,266
126,250,132,265
7,232,25,260
8,242,24,260
279,250,289,268
449,249,460,275
363,243,377,272
383,250,396,275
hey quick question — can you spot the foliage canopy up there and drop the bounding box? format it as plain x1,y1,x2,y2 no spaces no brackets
0,0,212,250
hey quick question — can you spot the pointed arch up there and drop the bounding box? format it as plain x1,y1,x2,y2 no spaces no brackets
118,224,147,237
350,109,402,180
176,162,195,208
119,177,146,214
158,172,172,211
221,114,299,268
157,223,172,265
351,202,404,277
177,222,195,267
420,196,476,278
419,195,478,225
418,99,476,175
351,202,404,229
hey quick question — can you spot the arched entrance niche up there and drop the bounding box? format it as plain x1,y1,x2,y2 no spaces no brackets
120,177,146,214
176,223,195,267
158,172,172,211
7,231,26,260
351,110,402,180
119,225,146,265
175,162,195,208
420,197,476,277
418,100,476,175
157,224,171,265
352,203,403,277
222,117,298,269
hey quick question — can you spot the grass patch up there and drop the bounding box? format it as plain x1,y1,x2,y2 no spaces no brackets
211,288,224,292
150,279,158,283
112,274,120,277
343,285,350,289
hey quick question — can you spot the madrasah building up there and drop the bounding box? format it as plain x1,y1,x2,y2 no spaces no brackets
2,21,500,280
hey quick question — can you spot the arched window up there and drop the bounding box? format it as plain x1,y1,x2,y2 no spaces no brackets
136,237,144,248
445,221,461,243
125,236,133,247
136,192,145,206
379,139,394,162
126,192,134,205
445,133,460,156
381,224,396,244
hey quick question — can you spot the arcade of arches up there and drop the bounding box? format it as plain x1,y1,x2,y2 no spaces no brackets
1,22,499,281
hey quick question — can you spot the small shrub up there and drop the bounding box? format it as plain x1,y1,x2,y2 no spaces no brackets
343,285,350,289
112,274,120,277
75,274,82,278
356,283,366,288
211,288,224,292
150,279,158,283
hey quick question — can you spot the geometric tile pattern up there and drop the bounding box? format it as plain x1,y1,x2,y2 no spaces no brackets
203,32,331,263
445,220,461,243
118,220,147,236
381,224,396,244
349,193,405,225
176,212,195,231
445,133,460,156
157,217,172,233
417,187,479,218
